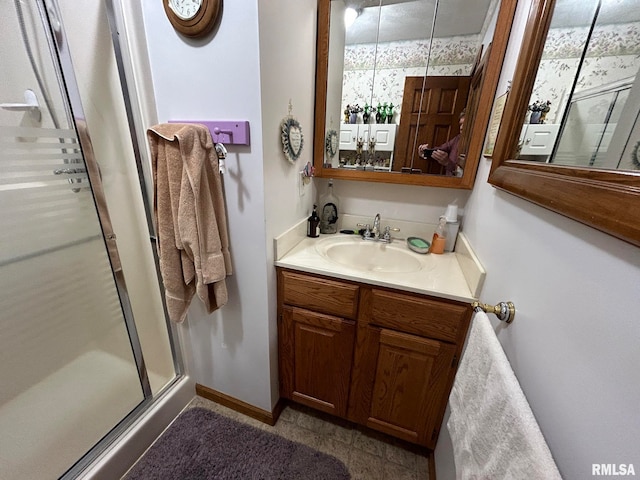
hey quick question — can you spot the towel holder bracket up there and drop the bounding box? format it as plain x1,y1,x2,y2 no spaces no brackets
472,301,515,324
170,120,250,145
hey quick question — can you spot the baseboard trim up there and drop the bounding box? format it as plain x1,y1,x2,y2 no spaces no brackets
428,450,436,480
195,384,285,426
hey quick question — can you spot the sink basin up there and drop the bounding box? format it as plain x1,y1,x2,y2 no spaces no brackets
316,237,424,273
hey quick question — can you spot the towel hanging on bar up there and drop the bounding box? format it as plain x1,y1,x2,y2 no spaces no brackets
147,123,232,323
448,311,561,479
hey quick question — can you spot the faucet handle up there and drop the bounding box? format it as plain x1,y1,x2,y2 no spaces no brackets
382,226,400,242
357,223,372,238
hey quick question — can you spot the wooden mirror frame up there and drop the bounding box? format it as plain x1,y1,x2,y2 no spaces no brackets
489,0,640,247
313,0,518,189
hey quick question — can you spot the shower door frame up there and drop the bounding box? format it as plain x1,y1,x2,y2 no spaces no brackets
29,0,187,477
99,0,185,379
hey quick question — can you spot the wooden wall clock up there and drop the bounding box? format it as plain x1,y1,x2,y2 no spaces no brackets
163,0,222,38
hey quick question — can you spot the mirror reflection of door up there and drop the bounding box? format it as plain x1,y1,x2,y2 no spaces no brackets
393,76,470,174
458,43,490,167
322,0,500,178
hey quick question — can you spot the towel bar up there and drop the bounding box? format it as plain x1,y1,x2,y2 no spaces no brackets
169,120,250,145
471,301,515,324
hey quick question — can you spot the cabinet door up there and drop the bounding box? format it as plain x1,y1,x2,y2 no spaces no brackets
279,306,355,418
349,326,456,448
339,124,358,150
520,124,560,155
369,124,397,152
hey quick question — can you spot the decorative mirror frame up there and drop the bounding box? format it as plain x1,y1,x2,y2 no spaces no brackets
313,0,518,189
281,116,304,164
325,129,338,161
488,0,640,247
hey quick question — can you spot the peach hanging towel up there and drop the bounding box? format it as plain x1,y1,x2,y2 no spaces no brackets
147,123,232,323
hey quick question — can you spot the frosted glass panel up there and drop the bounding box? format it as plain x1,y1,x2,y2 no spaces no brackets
0,127,91,262
554,87,631,168
0,129,145,480
0,2,146,478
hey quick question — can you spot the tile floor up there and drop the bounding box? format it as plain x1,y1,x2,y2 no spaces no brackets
187,395,430,480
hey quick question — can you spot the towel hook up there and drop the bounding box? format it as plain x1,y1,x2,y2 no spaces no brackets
213,127,234,142
214,142,227,175
472,301,516,324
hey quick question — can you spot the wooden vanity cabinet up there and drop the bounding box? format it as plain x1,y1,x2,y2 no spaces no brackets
277,268,472,449
278,270,358,417
348,288,471,449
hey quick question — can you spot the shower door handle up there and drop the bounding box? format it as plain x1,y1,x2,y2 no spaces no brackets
54,166,87,192
53,167,86,175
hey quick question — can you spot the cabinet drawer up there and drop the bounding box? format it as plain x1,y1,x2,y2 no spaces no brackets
281,270,359,319
368,289,470,343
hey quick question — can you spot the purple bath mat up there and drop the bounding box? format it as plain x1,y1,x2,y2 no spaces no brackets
124,407,350,479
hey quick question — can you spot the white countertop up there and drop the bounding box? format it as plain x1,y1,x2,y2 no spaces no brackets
275,233,479,303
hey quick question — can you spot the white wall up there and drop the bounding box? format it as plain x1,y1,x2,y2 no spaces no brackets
321,178,470,227
259,0,318,408
141,0,317,411
437,0,640,478
460,158,640,480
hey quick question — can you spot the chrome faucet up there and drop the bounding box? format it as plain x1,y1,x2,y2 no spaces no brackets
357,213,399,243
372,213,381,239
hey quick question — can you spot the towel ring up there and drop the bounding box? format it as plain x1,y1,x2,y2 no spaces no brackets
472,301,516,324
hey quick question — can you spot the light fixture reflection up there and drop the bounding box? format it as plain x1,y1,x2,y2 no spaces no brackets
344,7,359,28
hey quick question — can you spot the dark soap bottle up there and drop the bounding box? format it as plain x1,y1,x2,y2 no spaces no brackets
307,204,320,238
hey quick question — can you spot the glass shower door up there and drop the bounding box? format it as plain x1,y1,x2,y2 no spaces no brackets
0,1,149,478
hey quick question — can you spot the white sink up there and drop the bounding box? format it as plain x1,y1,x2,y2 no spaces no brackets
315,236,428,273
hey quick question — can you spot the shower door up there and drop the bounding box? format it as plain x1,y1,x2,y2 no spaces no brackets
0,1,149,478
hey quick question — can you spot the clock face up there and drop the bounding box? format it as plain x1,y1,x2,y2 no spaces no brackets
168,0,203,21
164,0,221,38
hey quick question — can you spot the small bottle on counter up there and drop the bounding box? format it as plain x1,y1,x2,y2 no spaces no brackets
429,216,448,254
307,205,320,238
443,203,459,252
319,179,339,234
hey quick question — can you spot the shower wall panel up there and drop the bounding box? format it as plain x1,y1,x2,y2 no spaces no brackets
56,0,176,392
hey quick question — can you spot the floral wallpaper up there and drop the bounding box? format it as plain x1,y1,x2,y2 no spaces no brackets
530,22,640,124
341,21,640,128
341,35,481,123
542,22,640,59
344,35,480,70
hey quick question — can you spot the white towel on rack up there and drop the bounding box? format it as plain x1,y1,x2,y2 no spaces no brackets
448,311,562,480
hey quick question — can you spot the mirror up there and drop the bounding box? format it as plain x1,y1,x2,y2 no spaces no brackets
490,0,640,247
517,0,640,170
313,0,518,188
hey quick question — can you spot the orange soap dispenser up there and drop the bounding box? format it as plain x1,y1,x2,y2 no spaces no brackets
429,216,448,254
